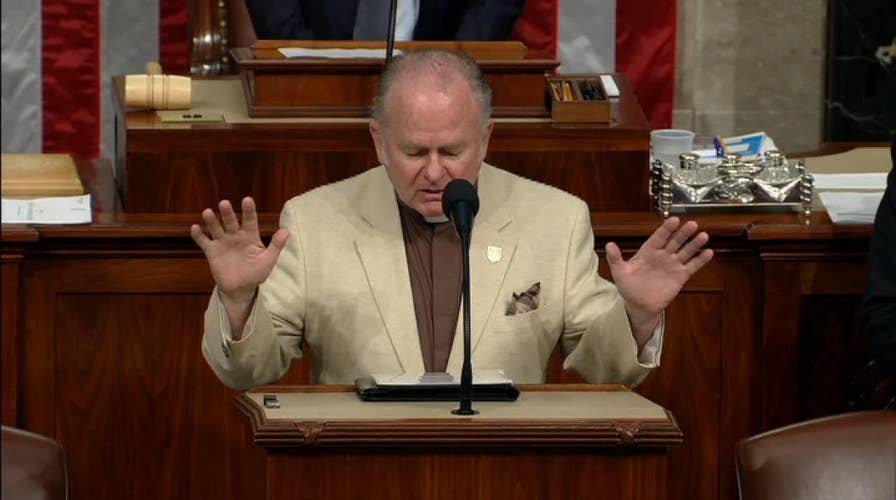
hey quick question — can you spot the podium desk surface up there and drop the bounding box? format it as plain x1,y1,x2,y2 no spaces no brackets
236,385,682,448
248,386,666,420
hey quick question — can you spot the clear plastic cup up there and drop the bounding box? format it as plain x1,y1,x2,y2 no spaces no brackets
651,129,696,165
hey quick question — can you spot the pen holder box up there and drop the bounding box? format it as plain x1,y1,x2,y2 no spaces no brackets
546,75,610,123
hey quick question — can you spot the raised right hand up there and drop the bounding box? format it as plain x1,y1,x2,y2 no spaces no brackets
191,197,290,303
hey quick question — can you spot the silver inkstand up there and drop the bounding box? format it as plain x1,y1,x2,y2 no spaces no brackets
650,150,814,217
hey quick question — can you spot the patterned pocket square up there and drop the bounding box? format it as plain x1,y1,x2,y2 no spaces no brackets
506,282,541,316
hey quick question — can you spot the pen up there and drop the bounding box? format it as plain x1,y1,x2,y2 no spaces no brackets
713,136,724,158
549,82,562,101
562,81,573,101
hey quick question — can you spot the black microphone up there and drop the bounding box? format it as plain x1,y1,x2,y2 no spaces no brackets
442,179,479,237
442,179,479,415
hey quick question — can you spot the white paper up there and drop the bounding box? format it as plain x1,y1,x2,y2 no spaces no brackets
1,194,92,224
372,369,512,386
278,48,402,59
819,191,884,224
599,74,619,97
811,173,888,190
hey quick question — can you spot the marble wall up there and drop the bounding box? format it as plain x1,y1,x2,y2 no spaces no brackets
827,0,896,141
673,0,828,152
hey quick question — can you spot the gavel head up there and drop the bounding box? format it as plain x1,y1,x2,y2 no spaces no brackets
124,74,191,110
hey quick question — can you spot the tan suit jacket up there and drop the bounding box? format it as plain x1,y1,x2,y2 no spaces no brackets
202,164,661,389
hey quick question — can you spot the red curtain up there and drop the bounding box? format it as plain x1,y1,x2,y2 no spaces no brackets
42,0,101,157
616,1,677,128
159,0,190,74
511,0,558,58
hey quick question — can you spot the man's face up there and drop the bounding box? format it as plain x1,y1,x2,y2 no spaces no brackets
370,77,493,218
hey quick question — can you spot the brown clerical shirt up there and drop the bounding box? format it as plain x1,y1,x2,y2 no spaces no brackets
397,201,463,373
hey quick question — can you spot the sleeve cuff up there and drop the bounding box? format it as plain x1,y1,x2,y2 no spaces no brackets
636,312,664,367
216,288,259,346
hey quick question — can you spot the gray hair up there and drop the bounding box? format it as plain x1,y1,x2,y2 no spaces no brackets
372,48,493,130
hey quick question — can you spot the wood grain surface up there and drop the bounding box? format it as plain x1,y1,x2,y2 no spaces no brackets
112,74,650,213
0,159,875,500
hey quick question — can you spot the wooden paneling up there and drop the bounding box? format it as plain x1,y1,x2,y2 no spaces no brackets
1,228,37,427
799,296,868,419
3,224,872,500
1,159,878,500
122,147,649,214
1,259,22,425
114,75,651,213
487,150,651,212
124,151,378,212
253,73,379,107
637,292,722,500
759,261,802,430
231,45,556,118
123,148,650,214
16,252,314,500
264,450,668,500
22,258,212,429
799,260,868,295
55,293,235,500
552,247,754,500
758,249,870,430
716,257,763,500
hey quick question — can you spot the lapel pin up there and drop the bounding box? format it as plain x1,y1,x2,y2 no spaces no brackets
486,245,503,263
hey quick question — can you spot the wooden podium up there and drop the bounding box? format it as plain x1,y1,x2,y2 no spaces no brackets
2,158,884,500
112,76,651,214
232,41,558,118
232,385,682,500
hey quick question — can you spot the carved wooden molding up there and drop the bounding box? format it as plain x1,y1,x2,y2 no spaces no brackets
234,387,684,449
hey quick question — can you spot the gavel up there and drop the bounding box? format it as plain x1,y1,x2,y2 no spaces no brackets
124,62,191,110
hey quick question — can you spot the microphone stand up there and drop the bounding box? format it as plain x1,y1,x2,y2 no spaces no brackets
443,179,479,416
452,230,476,415
385,0,398,63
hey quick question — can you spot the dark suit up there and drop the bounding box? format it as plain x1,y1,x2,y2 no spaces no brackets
246,0,525,41
864,136,896,373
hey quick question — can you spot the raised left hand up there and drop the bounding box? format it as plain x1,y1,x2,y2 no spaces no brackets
605,217,713,342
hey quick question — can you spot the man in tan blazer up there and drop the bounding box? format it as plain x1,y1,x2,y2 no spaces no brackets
193,49,713,390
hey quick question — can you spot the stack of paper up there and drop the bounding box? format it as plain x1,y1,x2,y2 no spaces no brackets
812,173,887,190
1,153,92,224
813,166,888,224
1,194,92,224
818,191,883,224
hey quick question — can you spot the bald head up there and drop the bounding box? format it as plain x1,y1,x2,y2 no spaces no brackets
367,49,495,218
372,49,492,132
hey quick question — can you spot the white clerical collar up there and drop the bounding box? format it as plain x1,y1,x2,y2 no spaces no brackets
424,215,449,223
